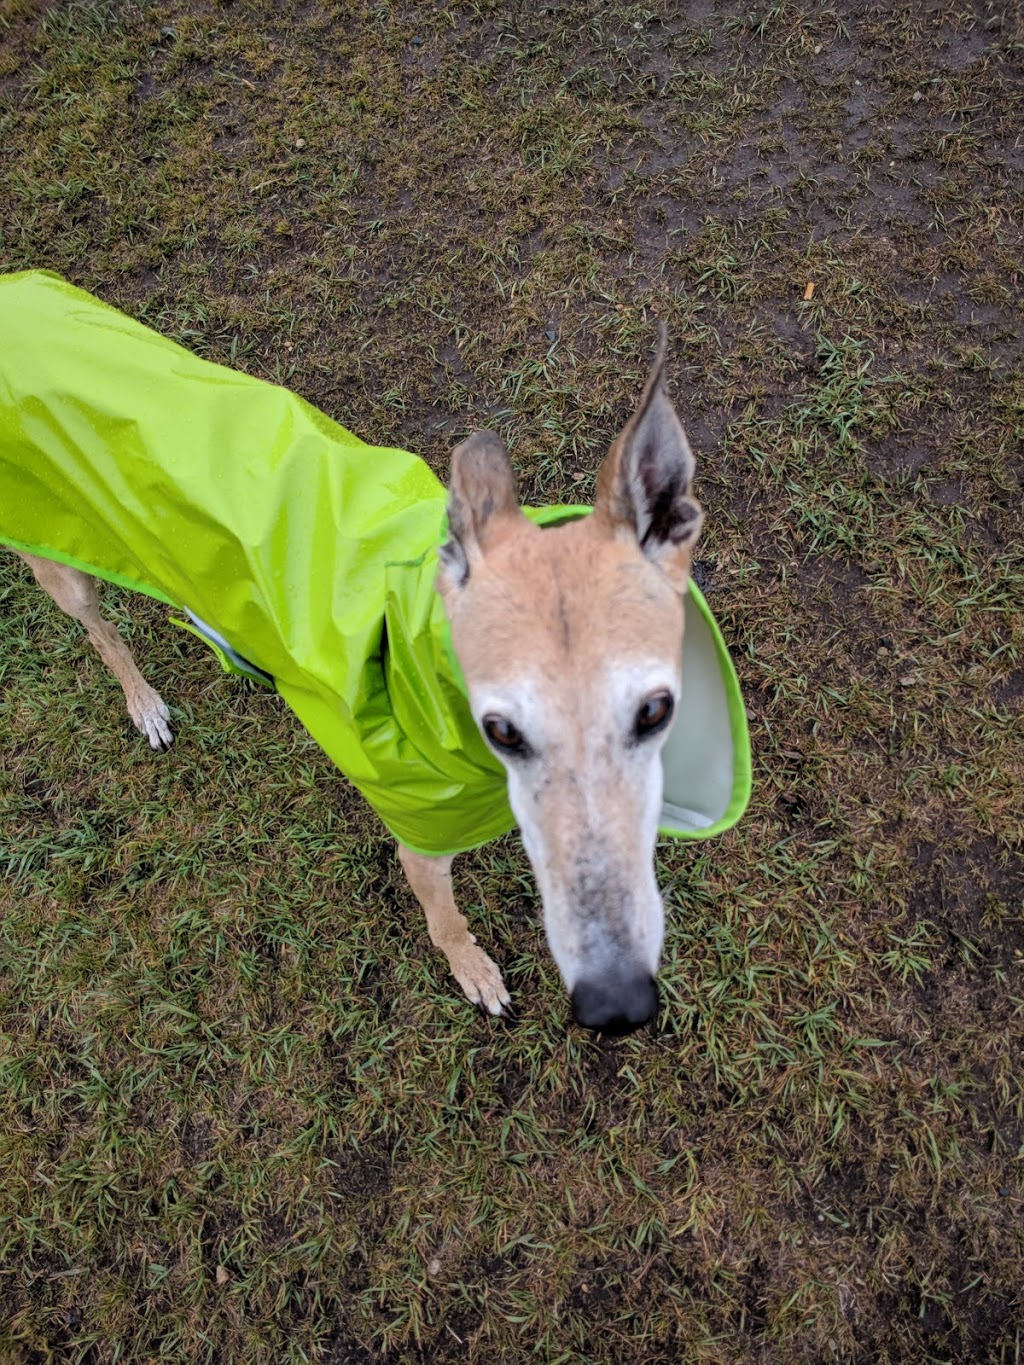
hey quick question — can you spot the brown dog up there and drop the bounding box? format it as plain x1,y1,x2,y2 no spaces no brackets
16,331,701,1031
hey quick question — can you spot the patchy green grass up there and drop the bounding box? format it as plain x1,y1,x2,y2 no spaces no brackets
1,0,1023,1361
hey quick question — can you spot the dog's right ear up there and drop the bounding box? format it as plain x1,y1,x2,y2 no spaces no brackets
438,431,524,593
592,324,703,594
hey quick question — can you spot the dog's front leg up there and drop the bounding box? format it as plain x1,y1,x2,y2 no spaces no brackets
397,844,510,1016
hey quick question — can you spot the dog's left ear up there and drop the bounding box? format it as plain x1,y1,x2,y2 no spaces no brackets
593,325,703,593
438,430,525,594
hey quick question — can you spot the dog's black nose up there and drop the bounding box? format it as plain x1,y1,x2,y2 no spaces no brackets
571,974,658,1034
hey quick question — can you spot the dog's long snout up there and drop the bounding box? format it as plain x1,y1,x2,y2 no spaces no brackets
571,972,658,1034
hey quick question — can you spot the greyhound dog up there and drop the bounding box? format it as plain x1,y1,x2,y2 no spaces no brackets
13,330,702,1033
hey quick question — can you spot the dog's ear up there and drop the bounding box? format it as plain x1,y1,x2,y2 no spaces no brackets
438,430,524,593
593,325,703,593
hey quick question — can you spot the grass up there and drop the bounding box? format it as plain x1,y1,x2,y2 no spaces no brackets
1,0,1023,1360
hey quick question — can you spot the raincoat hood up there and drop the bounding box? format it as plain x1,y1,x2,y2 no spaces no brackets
0,271,750,854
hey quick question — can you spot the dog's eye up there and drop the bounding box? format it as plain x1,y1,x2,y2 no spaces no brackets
483,715,528,755
635,691,674,739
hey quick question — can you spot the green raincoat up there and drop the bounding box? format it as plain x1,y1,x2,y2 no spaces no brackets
0,271,750,855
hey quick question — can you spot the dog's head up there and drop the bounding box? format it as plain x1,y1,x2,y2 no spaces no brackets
437,329,703,1032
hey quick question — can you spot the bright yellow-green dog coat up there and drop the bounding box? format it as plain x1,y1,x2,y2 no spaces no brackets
0,272,750,855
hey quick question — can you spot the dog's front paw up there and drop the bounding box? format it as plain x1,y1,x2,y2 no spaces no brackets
128,684,174,751
449,940,511,1017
